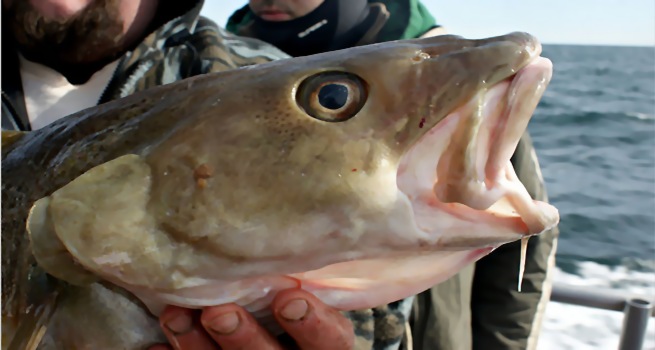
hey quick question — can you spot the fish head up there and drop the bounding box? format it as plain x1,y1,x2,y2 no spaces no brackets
26,32,559,315
149,31,557,248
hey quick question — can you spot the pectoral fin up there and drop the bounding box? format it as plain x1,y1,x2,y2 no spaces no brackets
27,196,99,286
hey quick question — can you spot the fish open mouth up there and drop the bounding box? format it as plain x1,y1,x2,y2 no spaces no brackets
396,55,559,250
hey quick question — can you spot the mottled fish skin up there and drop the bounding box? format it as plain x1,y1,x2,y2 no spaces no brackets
2,73,192,344
2,32,554,349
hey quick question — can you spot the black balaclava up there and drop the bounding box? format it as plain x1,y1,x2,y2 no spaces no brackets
250,0,376,57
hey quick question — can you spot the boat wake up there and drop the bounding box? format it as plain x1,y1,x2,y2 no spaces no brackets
540,261,655,350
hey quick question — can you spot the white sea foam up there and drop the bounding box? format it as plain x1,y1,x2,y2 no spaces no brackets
539,261,655,350
625,112,655,120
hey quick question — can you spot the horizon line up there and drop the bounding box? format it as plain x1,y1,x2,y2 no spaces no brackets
540,41,654,48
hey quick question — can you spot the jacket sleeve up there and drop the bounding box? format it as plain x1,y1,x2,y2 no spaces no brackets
469,131,560,350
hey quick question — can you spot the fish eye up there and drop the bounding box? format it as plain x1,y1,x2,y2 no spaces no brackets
296,71,368,122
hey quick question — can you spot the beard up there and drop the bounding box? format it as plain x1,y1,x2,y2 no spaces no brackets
4,0,127,67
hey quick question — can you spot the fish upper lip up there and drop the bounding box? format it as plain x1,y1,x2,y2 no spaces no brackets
499,31,544,63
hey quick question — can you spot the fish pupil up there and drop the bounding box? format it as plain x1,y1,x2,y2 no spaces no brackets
318,84,348,110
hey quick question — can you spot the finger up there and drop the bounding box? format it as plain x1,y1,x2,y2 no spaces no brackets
159,306,219,350
200,303,284,350
272,289,354,350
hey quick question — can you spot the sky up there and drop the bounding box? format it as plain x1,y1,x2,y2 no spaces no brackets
201,0,655,47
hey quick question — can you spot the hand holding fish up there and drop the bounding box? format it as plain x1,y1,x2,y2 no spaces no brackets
148,289,354,350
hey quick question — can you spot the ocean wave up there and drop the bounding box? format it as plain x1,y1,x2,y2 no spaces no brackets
554,211,655,264
540,261,655,350
533,110,655,124
626,112,655,120
536,45,654,349
557,261,655,292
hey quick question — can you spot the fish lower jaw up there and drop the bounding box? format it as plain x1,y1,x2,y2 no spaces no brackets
117,248,495,331
396,125,557,251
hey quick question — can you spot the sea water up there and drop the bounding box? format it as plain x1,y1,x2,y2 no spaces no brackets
534,44,655,349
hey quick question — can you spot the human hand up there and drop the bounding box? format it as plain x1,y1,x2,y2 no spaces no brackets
147,288,354,350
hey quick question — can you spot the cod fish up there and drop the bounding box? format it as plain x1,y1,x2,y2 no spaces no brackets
2,32,559,349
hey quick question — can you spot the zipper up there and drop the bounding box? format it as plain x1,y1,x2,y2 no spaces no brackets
96,56,127,105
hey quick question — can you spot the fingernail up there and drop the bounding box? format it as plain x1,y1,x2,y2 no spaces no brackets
165,313,192,334
281,299,308,321
209,312,240,335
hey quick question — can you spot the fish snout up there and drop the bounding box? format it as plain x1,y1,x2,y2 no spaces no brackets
414,31,543,67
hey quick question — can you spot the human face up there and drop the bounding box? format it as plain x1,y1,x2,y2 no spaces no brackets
3,0,158,66
248,0,325,22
